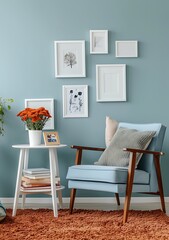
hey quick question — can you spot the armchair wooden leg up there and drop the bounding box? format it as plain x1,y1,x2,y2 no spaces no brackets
123,152,136,224
69,188,76,214
154,155,166,213
115,193,120,206
123,188,132,224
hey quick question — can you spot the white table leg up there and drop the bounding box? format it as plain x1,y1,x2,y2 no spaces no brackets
22,149,29,209
49,149,58,217
53,149,63,208
12,149,25,216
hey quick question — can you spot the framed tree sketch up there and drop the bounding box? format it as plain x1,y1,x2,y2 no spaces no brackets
96,64,126,102
90,30,108,54
25,98,54,129
54,41,86,78
62,85,88,118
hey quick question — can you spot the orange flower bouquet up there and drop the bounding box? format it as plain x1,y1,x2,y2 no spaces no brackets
17,107,52,130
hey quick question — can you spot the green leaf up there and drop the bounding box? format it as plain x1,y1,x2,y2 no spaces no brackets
0,97,14,136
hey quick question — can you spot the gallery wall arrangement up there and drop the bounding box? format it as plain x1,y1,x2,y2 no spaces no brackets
54,31,138,110
1,0,169,199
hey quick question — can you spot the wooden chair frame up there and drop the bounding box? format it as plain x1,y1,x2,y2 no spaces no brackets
69,145,165,224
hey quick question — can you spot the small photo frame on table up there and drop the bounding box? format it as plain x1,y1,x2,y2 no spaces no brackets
54,40,86,78
115,41,138,57
25,98,54,130
62,85,88,118
96,64,126,102
43,131,60,145
90,30,108,54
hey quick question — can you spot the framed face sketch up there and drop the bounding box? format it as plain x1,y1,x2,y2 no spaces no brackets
62,85,88,118
54,41,86,78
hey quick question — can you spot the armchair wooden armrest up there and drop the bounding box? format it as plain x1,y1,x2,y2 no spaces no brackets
71,145,105,165
71,145,105,151
123,147,164,156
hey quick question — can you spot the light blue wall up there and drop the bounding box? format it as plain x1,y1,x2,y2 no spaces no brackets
0,0,169,198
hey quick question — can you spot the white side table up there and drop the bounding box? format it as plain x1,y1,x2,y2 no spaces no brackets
12,144,67,217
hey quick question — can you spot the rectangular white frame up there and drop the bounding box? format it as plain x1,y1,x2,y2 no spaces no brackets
25,98,54,130
115,41,138,57
62,85,88,118
54,40,86,78
90,30,108,54
96,64,126,102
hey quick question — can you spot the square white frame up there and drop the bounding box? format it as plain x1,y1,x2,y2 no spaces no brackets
96,64,126,102
90,30,108,54
54,40,86,78
115,41,138,57
62,85,88,118
25,98,54,130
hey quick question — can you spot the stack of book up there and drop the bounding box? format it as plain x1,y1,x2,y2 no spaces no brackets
21,168,60,191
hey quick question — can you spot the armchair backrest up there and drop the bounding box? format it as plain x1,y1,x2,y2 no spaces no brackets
118,122,166,192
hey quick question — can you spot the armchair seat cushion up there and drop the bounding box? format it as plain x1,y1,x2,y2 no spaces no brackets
66,165,149,184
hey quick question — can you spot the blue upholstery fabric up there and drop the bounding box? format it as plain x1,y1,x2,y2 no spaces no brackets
67,165,149,184
68,180,150,193
66,123,166,195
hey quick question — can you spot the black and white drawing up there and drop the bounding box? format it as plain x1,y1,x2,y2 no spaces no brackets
68,89,83,113
63,85,88,118
64,52,77,68
54,41,86,78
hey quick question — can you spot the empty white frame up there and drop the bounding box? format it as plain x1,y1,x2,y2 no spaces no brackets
25,98,54,129
63,85,88,118
115,41,138,57
96,64,126,102
54,40,86,78
90,30,108,54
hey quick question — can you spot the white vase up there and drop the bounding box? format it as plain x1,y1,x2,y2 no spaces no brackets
28,130,42,146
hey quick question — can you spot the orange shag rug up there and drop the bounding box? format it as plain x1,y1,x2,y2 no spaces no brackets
1,209,169,240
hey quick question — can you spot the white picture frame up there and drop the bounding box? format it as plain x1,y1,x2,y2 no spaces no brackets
96,64,126,102
62,85,88,118
90,30,108,54
115,41,138,57
25,98,54,129
54,40,86,78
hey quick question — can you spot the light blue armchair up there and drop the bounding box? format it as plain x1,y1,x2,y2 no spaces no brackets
66,122,166,223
